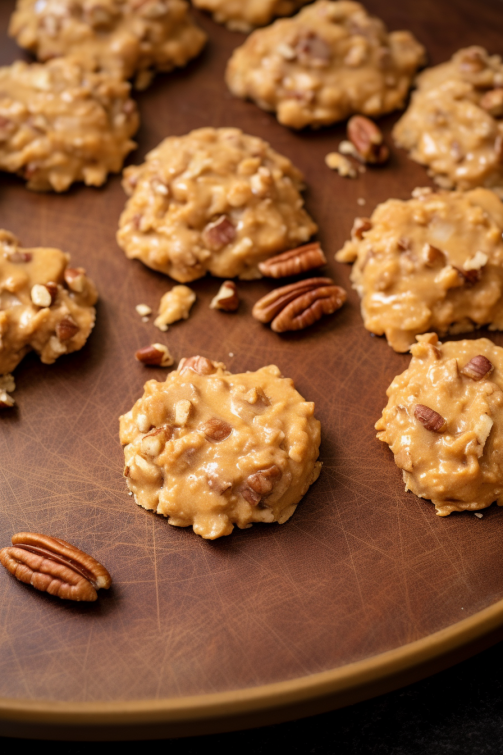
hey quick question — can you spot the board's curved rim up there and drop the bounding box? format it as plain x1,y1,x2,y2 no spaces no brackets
1,597,503,740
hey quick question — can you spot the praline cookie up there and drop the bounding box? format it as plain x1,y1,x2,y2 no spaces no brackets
192,0,309,32
117,127,317,282
0,230,98,375
393,47,503,196
336,187,503,352
9,0,207,90
225,0,426,129
376,334,503,516
0,59,138,192
119,356,322,539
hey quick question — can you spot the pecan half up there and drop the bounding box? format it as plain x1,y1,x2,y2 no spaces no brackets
56,315,79,341
210,281,239,311
258,242,327,278
347,116,389,164
241,465,282,505
178,355,217,376
461,355,494,381
252,278,346,333
135,343,174,367
0,532,111,602
202,216,236,251
200,417,232,442
414,404,447,433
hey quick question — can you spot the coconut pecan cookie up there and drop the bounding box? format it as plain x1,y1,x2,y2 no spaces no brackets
376,334,503,516
393,47,503,196
117,127,317,282
0,58,138,192
119,356,322,539
0,230,98,375
9,0,206,90
192,0,309,32
336,187,503,352
225,0,426,129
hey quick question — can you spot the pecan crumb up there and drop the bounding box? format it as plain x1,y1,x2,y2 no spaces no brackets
135,343,174,367
325,152,357,178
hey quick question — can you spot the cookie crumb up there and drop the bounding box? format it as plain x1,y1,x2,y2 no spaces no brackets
136,304,152,317
229,352,234,357
474,512,483,518
325,152,357,178
357,198,366,206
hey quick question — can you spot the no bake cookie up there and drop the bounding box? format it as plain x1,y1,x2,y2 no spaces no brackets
119,356,322,539
0,230,98,375
376,334,503,516
393,47,503,196
117,127,317,281
225,0,426,129
9,0,206,90
0,58,138,192
336,187,503,352
192,0,309,32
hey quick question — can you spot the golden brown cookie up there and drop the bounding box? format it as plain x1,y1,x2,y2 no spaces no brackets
336,187,503,352
393,47,503,195
225,0,426,129
119,356,322,539
376,334,503,516
117,127,317,282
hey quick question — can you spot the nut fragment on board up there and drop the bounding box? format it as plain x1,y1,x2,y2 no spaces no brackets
347,116,389,164
135,344,174,367
210,281,239,311
325,152,357,178
258,242,327,278
154,285,196,331
135,304,152,317
252,277,346,332
0,532,111,602
0,374,15,409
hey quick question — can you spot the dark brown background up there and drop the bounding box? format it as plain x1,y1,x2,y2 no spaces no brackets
0,0,502,707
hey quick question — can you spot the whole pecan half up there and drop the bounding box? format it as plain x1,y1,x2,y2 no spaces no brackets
252,278,346,333
0,532,111,602
461,355,494,381
258,242,327,279
347,116,389,164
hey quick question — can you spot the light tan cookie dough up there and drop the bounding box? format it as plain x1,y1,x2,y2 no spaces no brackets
336,187,503,352
9,0,206,90
376,334,503,516
393,47,503,196
225,0,426,129
117,127,317,282
192,0,308,32
0,58,138,192
0,230,98,374
119,356,322,539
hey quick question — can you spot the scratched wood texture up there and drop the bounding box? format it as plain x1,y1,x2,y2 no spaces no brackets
0,0,503,707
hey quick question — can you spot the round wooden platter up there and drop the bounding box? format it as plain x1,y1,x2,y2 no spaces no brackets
1,0,503,741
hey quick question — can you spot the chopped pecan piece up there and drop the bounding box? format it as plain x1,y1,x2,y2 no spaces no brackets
200,417,232,442
423,244,446,267
178,356,217,376
351,217,372,240
252,277,346,333
202,216,236,251
30,284,54,308
8,251,32,263
206,470,232,495
0,532,111,602
461,355,494,381
454,266,482,285
174,399,192,427
295,32,331,67
56,315,80,341
241,465,282,505
258,242,327,279
414,404,447,433
135,343,174,367
347,116,389,164
210,281,239,311
64,267,86,293
141,425,172,456
325,152,358,178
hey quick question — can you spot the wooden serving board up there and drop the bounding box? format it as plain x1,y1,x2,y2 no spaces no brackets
1,0,503,740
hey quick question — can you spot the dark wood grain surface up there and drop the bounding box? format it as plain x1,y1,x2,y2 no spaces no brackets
0,0,503,709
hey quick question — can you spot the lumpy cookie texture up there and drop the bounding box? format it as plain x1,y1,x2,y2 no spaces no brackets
336,188,503,352
393,47,503,196
119,356,322,539
225,0,426,129
192,0,309,32
376,334,503,516
117,127,317,282
0,58,138,192
0,230,98,374
9,0,206,90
